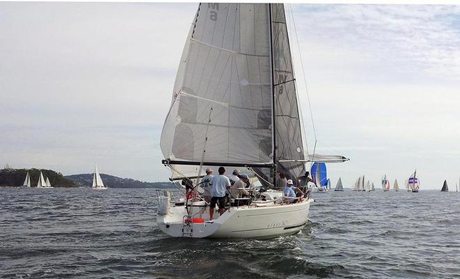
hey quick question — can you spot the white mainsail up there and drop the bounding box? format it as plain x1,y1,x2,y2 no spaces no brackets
92,166,106,189
393,179,400,191
335,177,343,191
371,182,375,191
394,179,400,192
23,171,31,187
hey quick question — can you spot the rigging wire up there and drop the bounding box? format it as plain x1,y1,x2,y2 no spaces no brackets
288,4,317,143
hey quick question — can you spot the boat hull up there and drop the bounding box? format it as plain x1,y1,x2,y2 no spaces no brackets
157,199,312,239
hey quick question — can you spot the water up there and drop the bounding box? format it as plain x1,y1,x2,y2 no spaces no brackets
1,188,460,278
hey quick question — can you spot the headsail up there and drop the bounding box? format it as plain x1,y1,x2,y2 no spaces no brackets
45,177,51,187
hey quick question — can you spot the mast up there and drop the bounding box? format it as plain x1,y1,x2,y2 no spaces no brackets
268,3,276,187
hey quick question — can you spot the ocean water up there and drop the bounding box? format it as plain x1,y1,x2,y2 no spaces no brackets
1,187,460,278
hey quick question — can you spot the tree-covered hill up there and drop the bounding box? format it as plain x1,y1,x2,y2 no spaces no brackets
0,168,77,187
65,173,175,189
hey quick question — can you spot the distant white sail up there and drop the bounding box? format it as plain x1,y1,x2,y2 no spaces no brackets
45,177,51,187
364,180,371,191
393,179,400,191
335,177,343,191
371,182,375,191
23,171,31,187
92,166,107,189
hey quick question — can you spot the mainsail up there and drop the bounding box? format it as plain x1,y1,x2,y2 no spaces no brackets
335,177,343,191
441,180,448,192
160,3,346,185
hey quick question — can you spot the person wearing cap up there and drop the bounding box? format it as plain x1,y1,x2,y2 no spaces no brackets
227,169,240,186
202,168,213,203
284,179,297,204
209,166,231,220
230,173,250,198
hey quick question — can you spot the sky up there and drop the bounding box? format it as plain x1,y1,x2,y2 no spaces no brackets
1,2,460,189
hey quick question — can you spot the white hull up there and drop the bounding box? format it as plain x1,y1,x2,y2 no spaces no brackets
157,198,312,239
92,187,108,190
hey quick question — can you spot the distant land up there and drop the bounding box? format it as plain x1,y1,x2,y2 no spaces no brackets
0,168,77,187
65,173,175,189
0,167,176,189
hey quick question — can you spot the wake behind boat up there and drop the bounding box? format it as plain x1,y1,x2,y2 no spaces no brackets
156,3,347,239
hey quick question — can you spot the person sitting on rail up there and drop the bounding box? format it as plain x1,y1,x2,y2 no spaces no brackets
283,179,297,204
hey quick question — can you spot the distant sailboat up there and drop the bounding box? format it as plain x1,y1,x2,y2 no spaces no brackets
456,182,459,192
365,180,371,192
23,171,31,187
441,180,449,192
382,175,390,191
37,171,47,188
394,179,400,192
335,177,344,191
370,182,375,191
358,175,365,191
408,170,420,192
92,166,107,190
45,177,52,188
352,178,359,191
327,179,331,190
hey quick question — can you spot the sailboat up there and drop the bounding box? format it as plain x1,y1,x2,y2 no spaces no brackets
352,178,359,191
393,179,399,191
335,177,344,191
22,171,31,187
393,179,400,192
92,166,107,190
358,175,365,191
441,180,448,192
156,3,347,238
408,170,420,192
36,171,51,188
382,175,390,191
364,180,371,192
311,162,328,192
45,177,52,187
370,182,375,191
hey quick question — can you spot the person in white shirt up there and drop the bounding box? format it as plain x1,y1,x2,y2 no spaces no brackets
210,167,231,220
230,174,250,198
201,168,213,203
227,169,240,185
